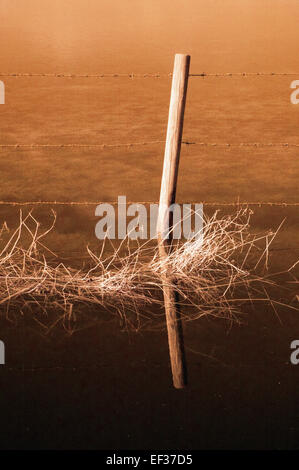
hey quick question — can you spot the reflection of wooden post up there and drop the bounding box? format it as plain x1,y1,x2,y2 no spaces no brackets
157,54,190,389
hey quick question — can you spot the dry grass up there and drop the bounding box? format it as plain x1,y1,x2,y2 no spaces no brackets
0,208,295,332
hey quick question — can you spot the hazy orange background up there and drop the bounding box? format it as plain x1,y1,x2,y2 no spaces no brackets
1,0,299,73
0,1,299,451
0,0,299,206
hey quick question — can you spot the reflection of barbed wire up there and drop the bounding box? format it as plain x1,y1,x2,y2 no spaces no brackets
1,142,299,149
0,201,298,206
0,72,299,78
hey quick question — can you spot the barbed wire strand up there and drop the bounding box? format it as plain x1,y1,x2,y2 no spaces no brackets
0,201,298,206
1,72,299,78
0,141,164,149
1,142,299,149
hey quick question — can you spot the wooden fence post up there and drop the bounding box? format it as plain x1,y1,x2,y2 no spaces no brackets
157,53,190,389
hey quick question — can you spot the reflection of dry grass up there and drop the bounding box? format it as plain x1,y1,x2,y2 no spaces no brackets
0,209,293,332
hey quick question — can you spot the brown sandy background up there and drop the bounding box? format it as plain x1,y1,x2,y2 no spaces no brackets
0,0,299,450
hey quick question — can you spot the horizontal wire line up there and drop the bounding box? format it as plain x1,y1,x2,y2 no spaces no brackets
1,142,299,149
0,141,164,149
0,72,299,78
190,72,299,77
0,73,169,78
0,201,298,206
181,142,299,147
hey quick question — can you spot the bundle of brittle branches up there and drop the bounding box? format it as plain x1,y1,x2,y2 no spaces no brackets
0,209,293,332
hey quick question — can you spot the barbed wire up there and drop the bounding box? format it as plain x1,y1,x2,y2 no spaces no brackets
0,72,298,79
0,141,164,149
1,141,299,150
0,201,298,207
190,72,299,77
182,142,299,148
0,73,169,79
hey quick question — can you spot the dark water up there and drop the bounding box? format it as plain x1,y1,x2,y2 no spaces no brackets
0,0,298,450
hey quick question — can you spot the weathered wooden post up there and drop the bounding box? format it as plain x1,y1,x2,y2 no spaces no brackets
157,54,190,389
0,81,5,105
